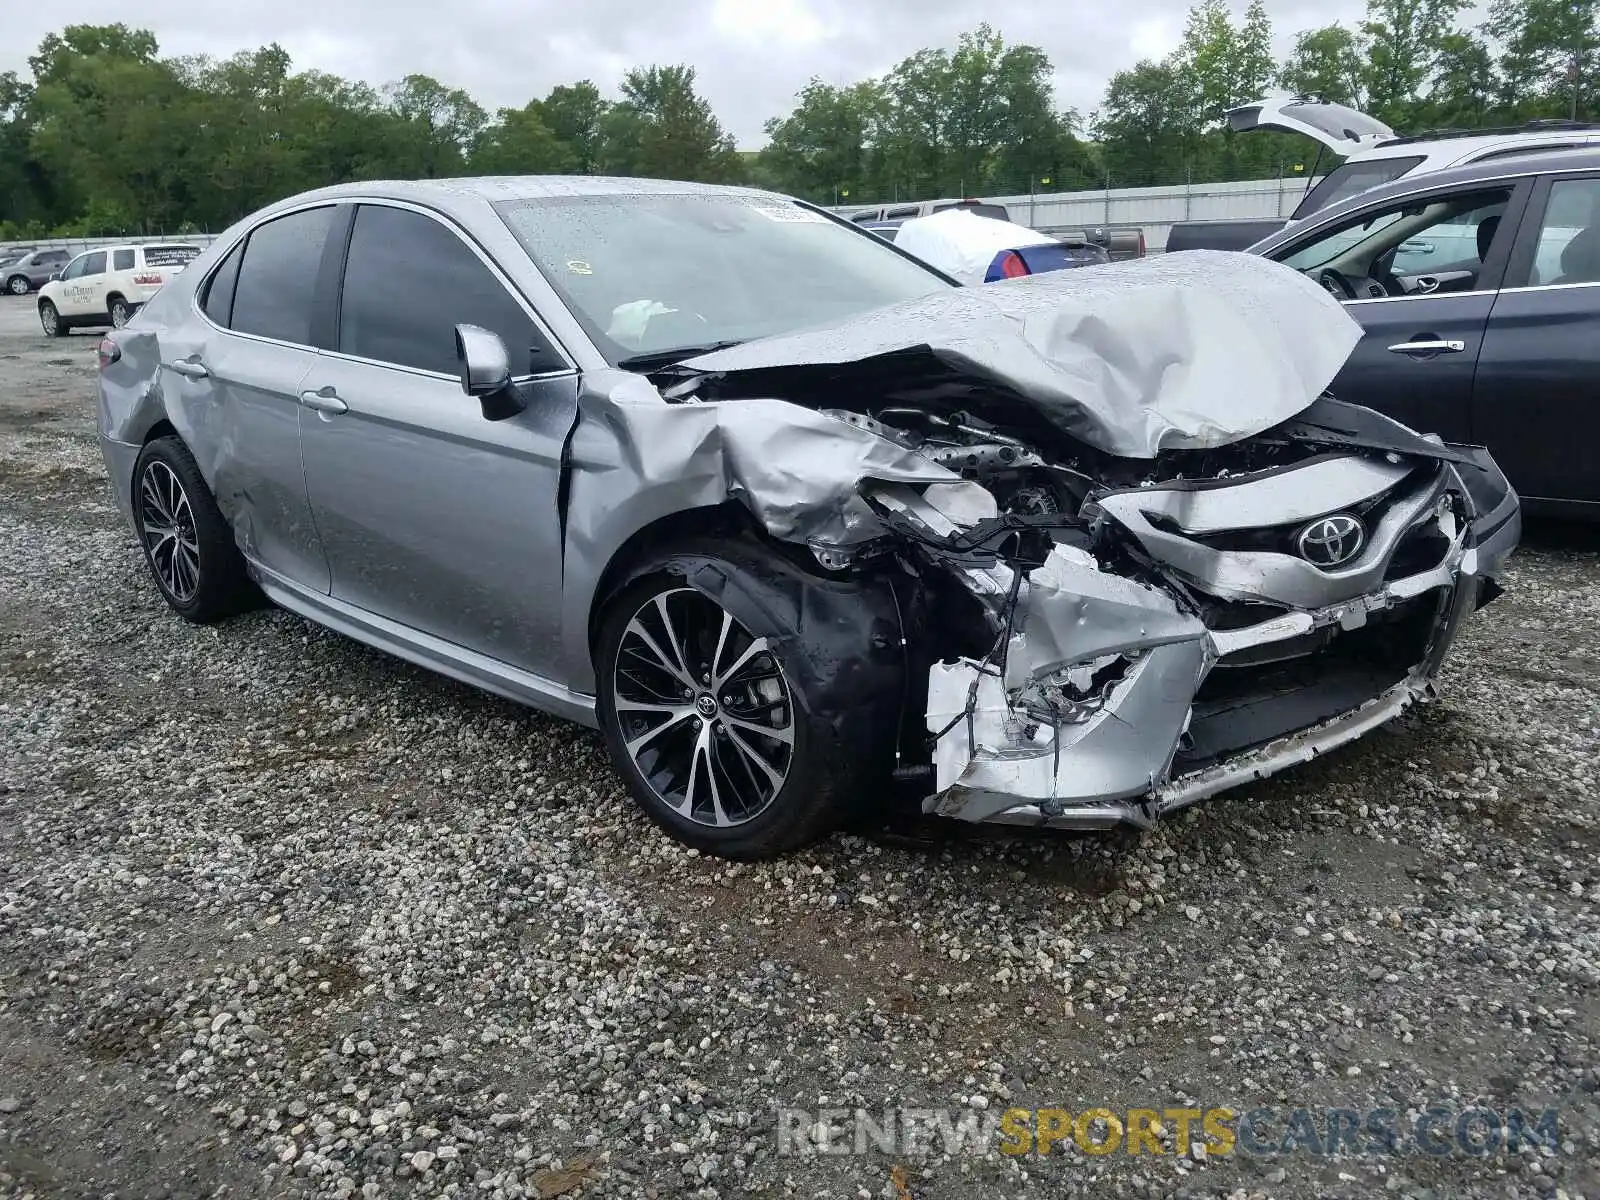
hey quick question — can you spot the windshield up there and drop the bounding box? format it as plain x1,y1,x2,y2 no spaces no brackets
495,194,952,364
1291,155,1424,220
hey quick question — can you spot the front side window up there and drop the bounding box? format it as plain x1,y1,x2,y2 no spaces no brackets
338,205,551,376
112,249,135,271
60,255,89,281
496,193,951,363
81,251,107,276
230,207,336,345
1277,187,1513,297
1530,177,1600,285
1291,155,1426,220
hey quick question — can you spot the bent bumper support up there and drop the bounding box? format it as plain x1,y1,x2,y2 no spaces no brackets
924,505,1486,831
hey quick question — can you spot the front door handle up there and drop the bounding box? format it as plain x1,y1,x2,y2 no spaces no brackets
169,357,209,379
298,387,348,415
1387,338,1465,356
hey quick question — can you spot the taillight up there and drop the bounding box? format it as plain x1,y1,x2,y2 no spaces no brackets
998,250,1030,279
132,273,162,285
96,337,121,371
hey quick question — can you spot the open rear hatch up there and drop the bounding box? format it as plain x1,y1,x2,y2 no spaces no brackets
1226,96,1396,152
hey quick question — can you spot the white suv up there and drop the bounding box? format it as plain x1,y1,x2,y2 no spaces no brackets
1229,96,1600,224
37,242,203,336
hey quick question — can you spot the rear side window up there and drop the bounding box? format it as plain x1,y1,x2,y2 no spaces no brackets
230,207,335,345
112,249,135,271
1292,156,1426,220
202,241,246,327
338,204,550,376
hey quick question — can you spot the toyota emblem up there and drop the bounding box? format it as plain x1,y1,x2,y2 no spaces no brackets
1296,513,1366,568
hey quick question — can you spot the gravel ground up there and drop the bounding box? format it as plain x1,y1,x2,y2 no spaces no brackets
0,295,1597,1200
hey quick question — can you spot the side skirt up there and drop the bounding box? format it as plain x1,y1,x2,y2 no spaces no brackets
249,562,600,729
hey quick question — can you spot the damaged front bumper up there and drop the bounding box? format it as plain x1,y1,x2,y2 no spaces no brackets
919,452,1515,831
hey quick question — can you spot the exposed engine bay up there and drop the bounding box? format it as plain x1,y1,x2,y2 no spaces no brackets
564,250,1522,831
641,376,1520,830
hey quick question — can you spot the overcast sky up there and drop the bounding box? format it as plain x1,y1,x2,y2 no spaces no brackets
6,0,1385,147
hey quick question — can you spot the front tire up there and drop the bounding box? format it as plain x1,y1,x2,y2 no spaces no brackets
131,437,257,623
38,300,65,337
594,540,903,859
6,275,28,295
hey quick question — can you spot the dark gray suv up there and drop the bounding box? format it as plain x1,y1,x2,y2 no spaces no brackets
4,248,72,295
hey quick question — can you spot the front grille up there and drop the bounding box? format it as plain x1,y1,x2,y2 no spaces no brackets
1174,591,1442,772
1156,480,1400,558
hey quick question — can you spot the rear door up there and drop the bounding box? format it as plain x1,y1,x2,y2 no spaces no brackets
172,205,338,591
1473,172,1600,506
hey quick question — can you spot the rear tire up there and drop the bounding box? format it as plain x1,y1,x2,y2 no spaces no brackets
594,539,904,859
132,437,258,623
38,300,65,337
109,295,132,328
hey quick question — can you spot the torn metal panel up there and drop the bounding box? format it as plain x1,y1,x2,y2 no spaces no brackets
678,251,1363,460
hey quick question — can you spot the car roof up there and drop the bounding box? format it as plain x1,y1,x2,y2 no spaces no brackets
1352,126,1600,165
277,176,789,214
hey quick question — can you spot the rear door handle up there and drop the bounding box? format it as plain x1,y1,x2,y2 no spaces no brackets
298,387,348,415
169,357,209,379
1387,338,1465,356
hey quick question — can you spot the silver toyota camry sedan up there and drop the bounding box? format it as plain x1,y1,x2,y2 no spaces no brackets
94,177,1522,859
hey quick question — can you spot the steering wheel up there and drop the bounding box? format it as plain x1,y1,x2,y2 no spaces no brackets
1317,267,1356,300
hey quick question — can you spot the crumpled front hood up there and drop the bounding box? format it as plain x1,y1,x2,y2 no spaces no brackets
680,249,1363,460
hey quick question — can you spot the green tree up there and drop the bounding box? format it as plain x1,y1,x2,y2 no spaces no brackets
760,78,877,203
602,65,737,181
1278,24,1369,107
384,73,487,178
540,82,610,172
1489,0,1600,119
472,103,579,175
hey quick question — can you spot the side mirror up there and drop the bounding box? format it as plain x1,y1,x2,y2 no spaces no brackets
49,272,62,282
454,323,524,421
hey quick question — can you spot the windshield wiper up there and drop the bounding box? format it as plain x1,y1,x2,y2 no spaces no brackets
616,340,745,371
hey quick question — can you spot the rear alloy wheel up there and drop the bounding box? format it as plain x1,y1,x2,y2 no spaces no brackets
6,275,28,295
109,297,132,328
595,542,894,859
132,437,257,623
38,300,63,338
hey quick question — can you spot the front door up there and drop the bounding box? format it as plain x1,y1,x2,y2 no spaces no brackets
61,250,107,317
297,201,578,676
1474,173,1600,506
1267,182,1529,443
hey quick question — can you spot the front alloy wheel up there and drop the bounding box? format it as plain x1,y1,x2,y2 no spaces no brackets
6,275,28,295
39,300,61,337
612,587,795,829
